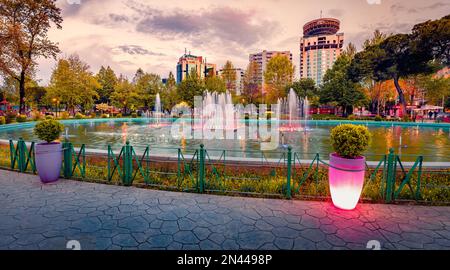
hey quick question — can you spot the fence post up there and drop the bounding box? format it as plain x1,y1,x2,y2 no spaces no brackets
198,144,205,193
123,141,133,186
18,138,26,172
286,146,292,199
385,148,396,203
415,156,423,200
177,148,181,187
63,141,73,178
107,145,111,181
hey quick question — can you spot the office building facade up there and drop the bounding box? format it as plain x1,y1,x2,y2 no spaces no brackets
299,18,344,86
249,50,293,89
176,52,217,83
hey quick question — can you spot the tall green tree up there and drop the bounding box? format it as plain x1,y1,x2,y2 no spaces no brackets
286,78,320,106
133,68,145,84
205,76,226,93
111,76,138,114
221,60,237,93
320,52,367,116
1,74,39,105
135,71,163,110
177,68,205,107
264,54,295,104
410,14,450,66
0,0,63,113
161,71,179,111
96,66,117,104
359,30,389,114
350,15,449,115
242,61,261,104
363,29,386,49
417,75,450,107
46,54,99,114
286,78,317,98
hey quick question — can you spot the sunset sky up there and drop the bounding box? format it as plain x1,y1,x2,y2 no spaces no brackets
35,0,450,84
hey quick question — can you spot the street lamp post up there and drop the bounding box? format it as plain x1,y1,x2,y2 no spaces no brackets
52,98,59,118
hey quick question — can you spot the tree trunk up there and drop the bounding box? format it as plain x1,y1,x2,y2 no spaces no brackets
346,105,353,116
19,71,26,114
393,75,407,116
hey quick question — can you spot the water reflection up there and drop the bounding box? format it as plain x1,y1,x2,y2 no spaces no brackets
1,120,449,162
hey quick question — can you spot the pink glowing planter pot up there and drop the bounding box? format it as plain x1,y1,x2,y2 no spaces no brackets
328,153,366,210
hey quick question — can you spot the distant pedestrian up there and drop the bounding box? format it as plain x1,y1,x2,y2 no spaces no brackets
434,111,438,120
428,111,433,119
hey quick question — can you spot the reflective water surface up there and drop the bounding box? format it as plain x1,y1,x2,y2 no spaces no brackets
0,119,449,161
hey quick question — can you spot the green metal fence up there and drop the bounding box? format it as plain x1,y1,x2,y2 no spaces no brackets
1,138,449,204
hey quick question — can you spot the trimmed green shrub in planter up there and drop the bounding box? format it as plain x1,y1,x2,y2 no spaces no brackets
101,114,109,118
374,115,383,121
0,116,5,125
33,119,65,183
330,124,371,158
34,119,64,143
75,112,85,119
116,113,122,118
16,114,28,123
45,115,54,120
329,124,372,210
131,112,138,118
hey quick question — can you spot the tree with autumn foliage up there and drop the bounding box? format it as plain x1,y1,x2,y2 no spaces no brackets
0,0,63,113
242,61,261,105
220,60,237,93
264,54,295,104
46,54,99,114
362,80,396,115
111,76,139,115
349,15,450,116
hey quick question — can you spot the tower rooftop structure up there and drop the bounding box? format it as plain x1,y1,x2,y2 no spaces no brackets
303,18,340,37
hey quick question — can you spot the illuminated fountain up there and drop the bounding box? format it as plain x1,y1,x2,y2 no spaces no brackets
279,88,310,132
194,91,241,131
155,93,161,125
148,93,170,128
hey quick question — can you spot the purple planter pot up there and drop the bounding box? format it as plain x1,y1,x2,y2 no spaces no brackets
328,153,366,210
35,142,62,183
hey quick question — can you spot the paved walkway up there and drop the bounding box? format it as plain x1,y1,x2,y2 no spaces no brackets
1,170,450,250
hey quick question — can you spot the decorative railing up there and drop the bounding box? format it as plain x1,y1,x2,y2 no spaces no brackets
0,138,449,204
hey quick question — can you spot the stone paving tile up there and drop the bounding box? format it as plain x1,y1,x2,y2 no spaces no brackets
0,170,449,250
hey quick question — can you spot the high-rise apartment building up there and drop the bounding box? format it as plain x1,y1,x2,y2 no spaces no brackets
176,51,217,83
249,50,293,89
299,18,344,86
218,68,244,96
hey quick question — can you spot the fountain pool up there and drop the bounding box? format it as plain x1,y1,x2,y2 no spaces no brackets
0,118,449,162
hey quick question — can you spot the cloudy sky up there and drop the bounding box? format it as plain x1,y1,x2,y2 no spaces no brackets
35,0,449,84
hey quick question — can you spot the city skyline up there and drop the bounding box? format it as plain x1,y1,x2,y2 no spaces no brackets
33,0,450,85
